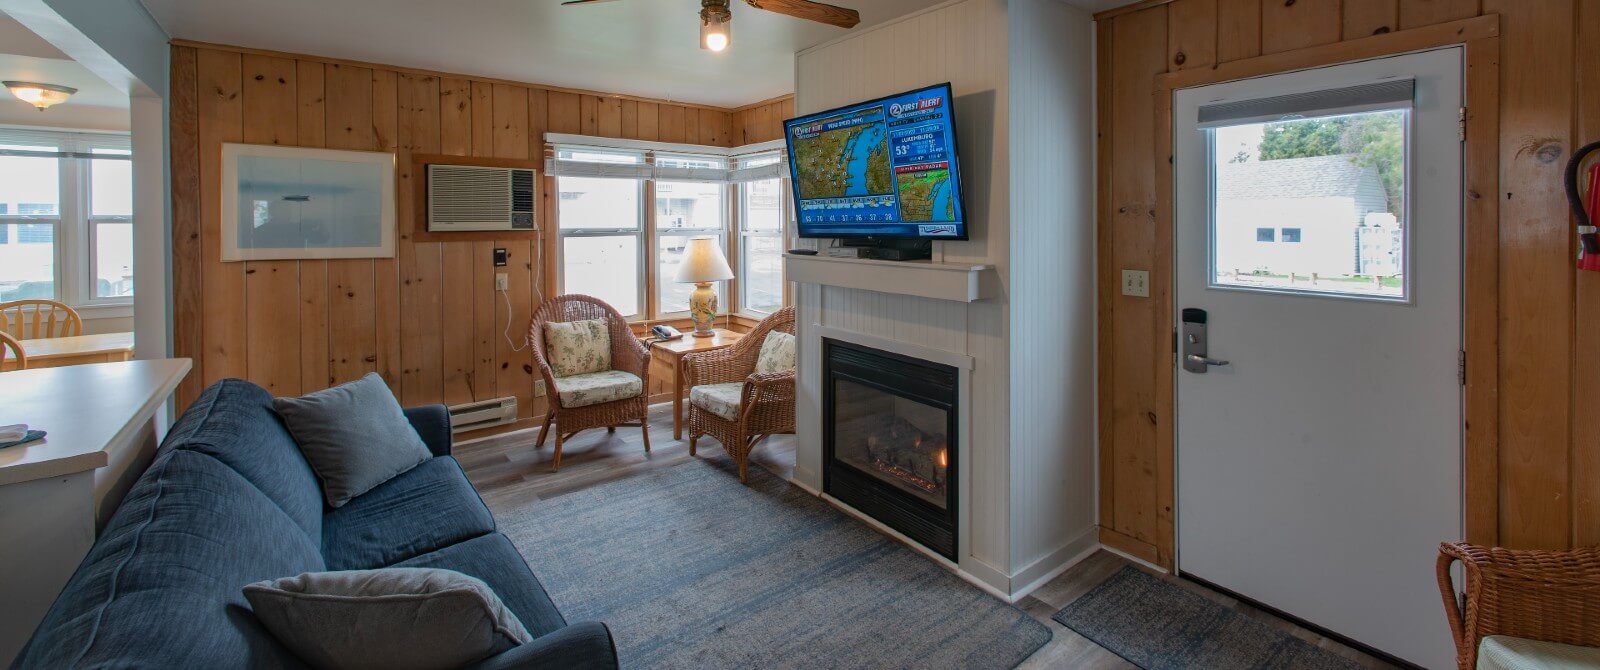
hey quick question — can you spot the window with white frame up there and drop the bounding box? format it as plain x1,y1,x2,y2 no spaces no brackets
654,154,728,315
551,139,788,321
0,129,133,305
739,174,785,315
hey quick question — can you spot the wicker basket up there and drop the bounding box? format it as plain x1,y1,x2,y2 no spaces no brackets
528,294,651,471
683,306,796,483
1437,541,1600,669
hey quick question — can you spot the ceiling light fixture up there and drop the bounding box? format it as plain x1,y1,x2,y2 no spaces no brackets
700,0,732,52
3,81,76,111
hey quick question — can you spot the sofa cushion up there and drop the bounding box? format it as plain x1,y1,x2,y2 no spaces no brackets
690,382,744,421
395,533,568,638
15,449,325,669
544,318,612,377
322,456,496,570
244,568,531,670
161,378,325,539
754,331,796,375
1478,636,1600,670
553,370,643,409
273,372,433,508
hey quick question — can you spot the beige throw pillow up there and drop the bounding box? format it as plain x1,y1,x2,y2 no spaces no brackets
244,568,531,670
754,331,796,376
544,318,612,377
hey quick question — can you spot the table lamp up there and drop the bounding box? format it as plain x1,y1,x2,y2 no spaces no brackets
674,236,734,337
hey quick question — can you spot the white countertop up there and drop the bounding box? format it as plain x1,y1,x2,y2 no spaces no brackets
0,359,191,486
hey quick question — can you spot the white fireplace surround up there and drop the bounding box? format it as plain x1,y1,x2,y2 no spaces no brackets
786,0,1098,602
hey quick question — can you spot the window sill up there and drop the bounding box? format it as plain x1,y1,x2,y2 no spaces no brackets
73,302,133,320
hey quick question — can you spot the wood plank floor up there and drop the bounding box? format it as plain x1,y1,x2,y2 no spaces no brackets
454,403,1397,669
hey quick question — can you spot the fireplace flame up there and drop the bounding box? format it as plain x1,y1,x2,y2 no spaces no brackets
937,449,948,469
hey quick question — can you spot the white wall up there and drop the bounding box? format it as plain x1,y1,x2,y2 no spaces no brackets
1005,0,1097,586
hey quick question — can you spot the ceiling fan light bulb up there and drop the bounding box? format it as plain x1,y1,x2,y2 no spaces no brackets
700,3,731,52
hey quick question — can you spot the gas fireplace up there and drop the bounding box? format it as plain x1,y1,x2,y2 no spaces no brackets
823,338,958,560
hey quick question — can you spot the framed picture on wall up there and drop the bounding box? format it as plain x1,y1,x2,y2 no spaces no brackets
220,143,396,261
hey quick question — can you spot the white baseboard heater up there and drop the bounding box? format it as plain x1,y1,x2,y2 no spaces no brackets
447,396,518,433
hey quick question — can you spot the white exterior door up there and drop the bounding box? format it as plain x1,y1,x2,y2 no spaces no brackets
1174,48,1463,668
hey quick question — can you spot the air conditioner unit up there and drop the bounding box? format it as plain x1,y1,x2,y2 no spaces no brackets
447,396,519,433
427,164,537,232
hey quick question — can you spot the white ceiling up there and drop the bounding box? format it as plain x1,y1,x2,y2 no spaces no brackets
0,15,129,130
139,0,964,108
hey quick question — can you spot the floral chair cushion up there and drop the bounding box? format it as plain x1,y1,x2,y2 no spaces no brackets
753,331,796,376
689,382,744,422
543,319,612,378
552,370,642,409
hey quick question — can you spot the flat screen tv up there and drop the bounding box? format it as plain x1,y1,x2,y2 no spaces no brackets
784,83,967,240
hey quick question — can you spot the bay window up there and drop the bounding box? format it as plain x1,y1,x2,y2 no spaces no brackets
551,140,787,322
0,129,133,306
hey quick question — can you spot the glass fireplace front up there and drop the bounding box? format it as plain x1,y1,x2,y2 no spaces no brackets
823,339,958,559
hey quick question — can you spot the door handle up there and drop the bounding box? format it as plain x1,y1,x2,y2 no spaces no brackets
1185,354,1230,368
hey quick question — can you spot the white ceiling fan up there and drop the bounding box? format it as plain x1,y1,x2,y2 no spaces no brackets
560,0,861,52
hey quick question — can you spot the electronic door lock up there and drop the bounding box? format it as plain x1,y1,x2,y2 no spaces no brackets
1181,308,1226,373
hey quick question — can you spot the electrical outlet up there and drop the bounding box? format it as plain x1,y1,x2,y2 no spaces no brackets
1122,269,1150,297
495,272,509,291
533,379,546,397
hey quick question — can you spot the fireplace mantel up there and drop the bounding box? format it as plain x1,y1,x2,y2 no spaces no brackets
784,253,995,302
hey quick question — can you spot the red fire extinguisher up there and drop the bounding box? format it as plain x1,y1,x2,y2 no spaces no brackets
1567,139,1600,272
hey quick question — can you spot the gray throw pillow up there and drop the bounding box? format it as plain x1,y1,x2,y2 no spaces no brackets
272,372,431,507
244,568,531,670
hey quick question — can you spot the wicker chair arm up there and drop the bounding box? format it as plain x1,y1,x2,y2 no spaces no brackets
1437,541,1600,670
743,370,795,403
1437,545,1471,667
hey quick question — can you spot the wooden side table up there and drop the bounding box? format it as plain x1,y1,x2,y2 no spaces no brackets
648,329,742,439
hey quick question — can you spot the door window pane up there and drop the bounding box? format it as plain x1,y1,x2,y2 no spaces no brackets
94,222,134,298
742,234,783,315
655,181,723,231
562,235,639,317
0,223,55,301
657,234,724,314
1212,108,1407,299
558,177,640,230
91,154,133,216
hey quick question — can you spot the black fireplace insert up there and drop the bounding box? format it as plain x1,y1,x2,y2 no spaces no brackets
823,338,958,560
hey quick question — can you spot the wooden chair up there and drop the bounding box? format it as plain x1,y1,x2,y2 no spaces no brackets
1,299,83,340
528,294,651,471
1438,541,1600,669
683,306,795,483
0,332,25,371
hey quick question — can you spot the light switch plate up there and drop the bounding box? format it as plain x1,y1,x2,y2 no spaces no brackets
534,379,546,397
495,272,509,291
1122,269,1150,297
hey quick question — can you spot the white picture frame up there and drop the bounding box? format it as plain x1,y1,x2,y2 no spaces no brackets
220,143,396,261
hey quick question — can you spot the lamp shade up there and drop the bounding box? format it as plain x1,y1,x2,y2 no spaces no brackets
674,236,734,283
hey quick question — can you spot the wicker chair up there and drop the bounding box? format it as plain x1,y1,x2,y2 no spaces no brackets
1437,541,1600,669
529,294,651,471
683,306,795,483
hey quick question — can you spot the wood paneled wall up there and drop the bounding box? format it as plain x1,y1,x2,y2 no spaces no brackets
1096,0,1600,565
731,97,795,145
170,43,785,421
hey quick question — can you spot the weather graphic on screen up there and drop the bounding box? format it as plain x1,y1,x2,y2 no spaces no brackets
785,84,966,239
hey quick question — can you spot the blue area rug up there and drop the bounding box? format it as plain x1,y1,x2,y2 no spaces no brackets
493,458,1050,669
1052,566,1364,670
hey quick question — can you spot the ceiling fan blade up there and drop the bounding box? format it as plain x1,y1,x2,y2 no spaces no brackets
745,0,860,28
561,0,624,5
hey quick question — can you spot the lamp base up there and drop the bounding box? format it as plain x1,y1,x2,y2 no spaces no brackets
689,282,717,337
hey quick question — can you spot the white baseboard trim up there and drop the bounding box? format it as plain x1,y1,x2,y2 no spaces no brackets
1007,527,1102,601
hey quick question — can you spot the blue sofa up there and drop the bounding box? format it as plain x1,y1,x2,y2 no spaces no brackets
13,379,617,669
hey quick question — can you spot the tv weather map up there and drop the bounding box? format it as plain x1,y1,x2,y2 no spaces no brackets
786,86,964,238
